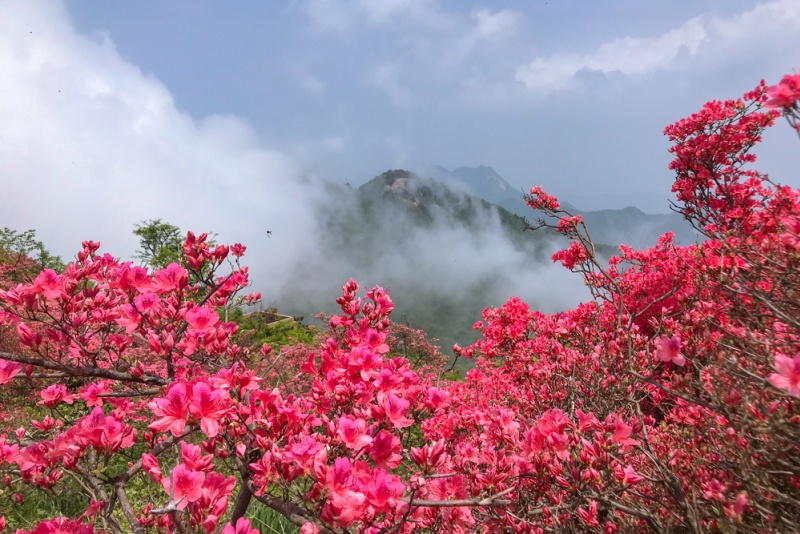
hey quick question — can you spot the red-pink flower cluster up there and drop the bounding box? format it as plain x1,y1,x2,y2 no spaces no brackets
1,73,799,533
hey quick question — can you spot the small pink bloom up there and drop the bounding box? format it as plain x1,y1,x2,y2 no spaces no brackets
285,436,325,474
370,430,403,470
80,381,111,407
621,465,643,485
365,469,405,508
162,464,205,509
0,359,21,385
115,304,141,334
153,263,189,293
221,518,259,534
702,478,726,501
609,414,639,448
655,335,686,366
25,517,92,534
324,457,366,519
142,453,162,483
337,415,373,450
578,500,599,527
527,186,561,211
181,441,213,472
765,74,800,108
379,392,414,429
149,381,190,436
768,352,800,398
732,491,749,516
133,292,160,314
33,269,66,300
186,306,220,332
189,381,231,438
575,409,602,433
37,384,77,408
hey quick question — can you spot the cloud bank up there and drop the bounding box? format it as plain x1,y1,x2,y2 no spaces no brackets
0,0,590,344
0,0,323,296
515,0,800,94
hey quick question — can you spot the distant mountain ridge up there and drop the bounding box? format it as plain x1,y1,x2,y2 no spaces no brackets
279,168,597,363
425,165,700,248
353,169,561,257
279,166,695,365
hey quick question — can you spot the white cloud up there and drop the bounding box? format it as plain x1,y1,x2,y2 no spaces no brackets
304,0,455,35
355,0,438,24
440,8,522,71
0,0,322,295
304,0,352,34
515,0,800,94
515,16,707,93
472,8,520,40
368,62,412,106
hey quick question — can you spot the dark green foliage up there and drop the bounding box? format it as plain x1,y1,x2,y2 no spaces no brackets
133,219,183,269
0,227,65,280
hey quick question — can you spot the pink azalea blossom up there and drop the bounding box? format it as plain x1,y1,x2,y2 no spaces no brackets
768,351,800,397
221,518,258,534
765,74,800,108
79,381,111,407
149,381,190,436
575,409,603,433
37,384,77,408
0,359,21,385
189,380,231,438
703,478,726,502
153,263,188,293
76,407,137,453
284,436,325,474
323,457,366,523
732,491,749,517
141,453,162,483
186,306,220,332
369,430,403,470
365,469,405,508
379,392,414,429
655,334,686,366
609,414,640,448
115,304,141,334
181,441,214,472
162,464,205,509
337,415,373,450
299,524,320,534
26,517,93,534
578,500,599,527
621,465,644,485
33,269,66,300
133,292,160,314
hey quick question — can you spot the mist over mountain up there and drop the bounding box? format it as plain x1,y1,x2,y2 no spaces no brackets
426,165,701,248
272,164,698,359
274,169,592,356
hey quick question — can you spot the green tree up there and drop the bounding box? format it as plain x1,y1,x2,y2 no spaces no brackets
0,227,65,281
132,219,183,269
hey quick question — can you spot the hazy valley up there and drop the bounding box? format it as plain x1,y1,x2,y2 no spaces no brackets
274,166,698,357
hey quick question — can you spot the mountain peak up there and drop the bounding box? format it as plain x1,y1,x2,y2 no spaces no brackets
428,165,516,199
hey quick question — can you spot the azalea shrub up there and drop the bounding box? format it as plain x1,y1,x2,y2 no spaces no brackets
0,74,799,534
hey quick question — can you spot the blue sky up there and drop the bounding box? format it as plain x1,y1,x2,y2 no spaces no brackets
1,0,799,300
61,0,800,209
